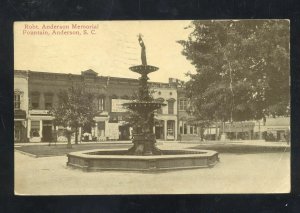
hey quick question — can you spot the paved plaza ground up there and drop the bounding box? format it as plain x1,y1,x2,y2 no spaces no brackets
14,141,290,195
15,143,132,157
14,140,289,157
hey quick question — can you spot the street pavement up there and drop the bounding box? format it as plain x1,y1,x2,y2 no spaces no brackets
14,141,290,195
15,139,290,147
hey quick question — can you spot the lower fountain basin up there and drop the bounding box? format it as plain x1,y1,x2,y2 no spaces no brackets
67,149,219,172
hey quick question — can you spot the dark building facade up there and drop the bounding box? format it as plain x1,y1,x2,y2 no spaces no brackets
19,69,178,142
27,69,139,142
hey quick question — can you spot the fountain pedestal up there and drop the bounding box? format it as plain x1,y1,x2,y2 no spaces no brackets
128,133,162,155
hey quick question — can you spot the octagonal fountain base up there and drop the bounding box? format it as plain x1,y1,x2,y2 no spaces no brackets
67,149,219,172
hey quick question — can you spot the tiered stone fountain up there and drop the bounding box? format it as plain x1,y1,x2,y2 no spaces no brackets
67,35,219,171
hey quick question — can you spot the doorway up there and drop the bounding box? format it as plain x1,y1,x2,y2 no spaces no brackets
119,125,130,140
155,120,164,139
42,120,53,142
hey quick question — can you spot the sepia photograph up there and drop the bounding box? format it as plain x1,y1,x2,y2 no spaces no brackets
14,20,290,195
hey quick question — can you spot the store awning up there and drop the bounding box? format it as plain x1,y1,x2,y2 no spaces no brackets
266,126,289,131
94,116,109,122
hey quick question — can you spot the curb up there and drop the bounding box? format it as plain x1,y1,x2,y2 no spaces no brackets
15,149,38,158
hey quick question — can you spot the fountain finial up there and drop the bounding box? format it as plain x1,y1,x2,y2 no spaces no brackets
138,34,147,65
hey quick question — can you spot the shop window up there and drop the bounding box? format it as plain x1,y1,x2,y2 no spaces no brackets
14,93,21,109
179,99,188,111
179,126,183,134
31,120,40,137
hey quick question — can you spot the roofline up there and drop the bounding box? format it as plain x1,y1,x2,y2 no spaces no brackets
15,69,173,85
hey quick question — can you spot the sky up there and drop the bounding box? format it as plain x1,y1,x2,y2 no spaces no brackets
14,20,196,83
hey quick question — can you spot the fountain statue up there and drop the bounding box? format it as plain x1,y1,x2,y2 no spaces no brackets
138,34,147,66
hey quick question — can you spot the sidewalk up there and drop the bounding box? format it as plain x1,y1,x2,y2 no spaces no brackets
178,139,290,148
15,139,290,148
14,140,133,147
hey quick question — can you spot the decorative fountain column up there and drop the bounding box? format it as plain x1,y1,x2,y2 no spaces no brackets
123,34,166,156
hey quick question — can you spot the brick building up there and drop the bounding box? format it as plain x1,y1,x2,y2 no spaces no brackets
17,69,178,142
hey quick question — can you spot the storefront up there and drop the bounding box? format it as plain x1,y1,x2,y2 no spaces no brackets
93,112,110,141
264,117,290,142
14,110,27,142
154,118,177,141
217,122,255,140
28,110,54,142
178,119,198,141
265,126,290,142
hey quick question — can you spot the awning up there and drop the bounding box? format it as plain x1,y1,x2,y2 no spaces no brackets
94,116,109,122
266,126,289,131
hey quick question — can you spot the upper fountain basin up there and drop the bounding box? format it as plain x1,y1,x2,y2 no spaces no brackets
129,65,159,75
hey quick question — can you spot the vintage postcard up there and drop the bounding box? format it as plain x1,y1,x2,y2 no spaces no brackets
14,20,290,195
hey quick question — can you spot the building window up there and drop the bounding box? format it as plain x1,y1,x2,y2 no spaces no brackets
168,102,174,114
31,92,40,109
184,123,187,134
179,99,188,111
167,98,176,115
168,101,174,114
190,126,194,134
98,97,105,111
44,93,54,110
14,94,21,109
179,126,183,134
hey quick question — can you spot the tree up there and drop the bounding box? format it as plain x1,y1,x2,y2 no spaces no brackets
50,83,98,146
178,20,290,125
